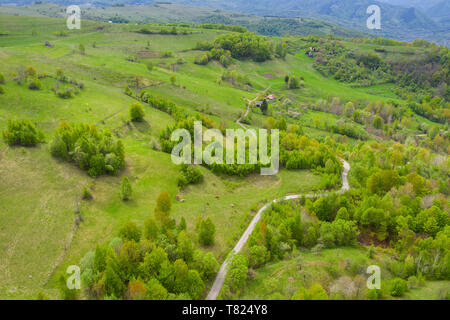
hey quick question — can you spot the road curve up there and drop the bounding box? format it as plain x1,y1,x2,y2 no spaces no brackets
205,158,350,300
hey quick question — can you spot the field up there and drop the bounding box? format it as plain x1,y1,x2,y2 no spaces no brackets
0,13,448,300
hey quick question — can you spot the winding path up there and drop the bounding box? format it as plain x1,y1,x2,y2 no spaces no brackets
205,158,350,300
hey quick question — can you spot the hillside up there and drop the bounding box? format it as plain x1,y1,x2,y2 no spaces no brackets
0,14,448,301
1,0,447,44
0,3,368,38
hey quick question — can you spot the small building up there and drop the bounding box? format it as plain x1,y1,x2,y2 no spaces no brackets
255,101,263,107
266,94,277,102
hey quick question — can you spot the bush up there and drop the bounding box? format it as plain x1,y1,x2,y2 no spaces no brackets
120,176,132,201
197,217,216,246
50,121,125,177
82,186,93,200
118,221,141,242
0,73,5,84
2,119,43,146
389,278,408,297
28,78,42,90
130,102,145,122
177,164,203,188
56,87,74,99
0,85,4,94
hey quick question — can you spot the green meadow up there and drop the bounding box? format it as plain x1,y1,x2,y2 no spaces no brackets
0,14,447,300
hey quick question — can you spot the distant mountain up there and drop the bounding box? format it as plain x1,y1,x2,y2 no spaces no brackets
0,0,448,44
167,0,447,43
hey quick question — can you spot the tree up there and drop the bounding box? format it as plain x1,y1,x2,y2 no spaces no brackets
120,176,132,201
226,254,248,292
127,279,146,300
193,250,219,280
130,102,145,122
292,283,328,300
2,119,43,146
249,245,268,268
198,217,216,246
156,191,171,213
155,191,172,227
79,43,85,55
177,231,194,262
173,259,189,293
146,279,168,300
140,247,168,279
103,258,126,298
119,221,141,242
185,270,204,299
389,278,407,297
170,75,177,86
260,99,268,114
372,115,384,129
144,216,159,241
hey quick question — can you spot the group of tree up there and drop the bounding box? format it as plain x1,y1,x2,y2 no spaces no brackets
49,121,125,177
2,119,44,146
68,191,220,300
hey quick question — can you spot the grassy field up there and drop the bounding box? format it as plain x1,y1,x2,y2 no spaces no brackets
0,14,444,299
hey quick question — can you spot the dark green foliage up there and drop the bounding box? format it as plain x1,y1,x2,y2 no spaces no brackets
120,176,132,201
2,119,43,146
319,219,359,248
177,164,203,188
49,121,125,177
193,250,219,280
144,216,159,241
213,32,272,62
0,72,5,84
260,99,268,114
80,188,213,300
389,278,408,297
225,254,248,292
119,221,141,242
130,102,145,122
197,217,216,246
27,77,42,90
249,245,269,268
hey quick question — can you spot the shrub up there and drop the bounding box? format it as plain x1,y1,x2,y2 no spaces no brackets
130,102,145,122
197,217,216,246
389,278,408,297
249,245,269,268
2,119,43,146
177,164,203,188
56,87,74,99
28,78,42,90
50,121,125,177
0,85,4,94
120,176,132,201
0,73,5,84
118,221,141,242
82,186,93,200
